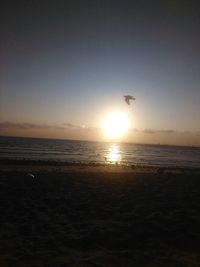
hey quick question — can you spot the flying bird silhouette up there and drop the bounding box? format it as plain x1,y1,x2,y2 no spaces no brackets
124,95,136,105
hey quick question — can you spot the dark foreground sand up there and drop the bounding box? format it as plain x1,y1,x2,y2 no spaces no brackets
0,163,200,267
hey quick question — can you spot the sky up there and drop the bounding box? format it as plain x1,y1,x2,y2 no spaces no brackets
1,0,200,146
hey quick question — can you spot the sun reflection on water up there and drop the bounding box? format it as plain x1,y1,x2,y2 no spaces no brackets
106,145,121,163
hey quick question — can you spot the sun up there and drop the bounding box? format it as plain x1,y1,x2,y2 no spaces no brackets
102,111,129,139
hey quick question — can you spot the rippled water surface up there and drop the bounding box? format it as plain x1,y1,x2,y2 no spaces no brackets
0,136,200,168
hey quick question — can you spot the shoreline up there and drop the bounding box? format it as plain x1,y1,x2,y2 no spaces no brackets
1,159,200,174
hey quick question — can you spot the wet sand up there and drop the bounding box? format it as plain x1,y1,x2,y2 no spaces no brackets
0,163,200,266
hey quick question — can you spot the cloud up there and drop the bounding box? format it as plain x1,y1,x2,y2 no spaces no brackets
142,129,175,134
63,122,76,128
0,121,66,130
157,129,175,134
130,128,170,134
86,126,99,131
0,121,100,133
132,128,170,134
143,129,155,134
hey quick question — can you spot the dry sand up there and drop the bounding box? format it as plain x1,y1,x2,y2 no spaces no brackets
0,163,200,266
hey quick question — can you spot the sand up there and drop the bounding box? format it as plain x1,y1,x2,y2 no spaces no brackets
0,162,200,266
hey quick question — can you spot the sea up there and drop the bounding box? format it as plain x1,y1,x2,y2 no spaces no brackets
0,136,200,168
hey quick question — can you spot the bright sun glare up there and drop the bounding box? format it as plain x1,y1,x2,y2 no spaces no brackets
102,112,129,139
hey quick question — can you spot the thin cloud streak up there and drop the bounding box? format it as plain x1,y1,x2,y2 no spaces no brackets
0,121,198,135
129,128,175,134
0,121,66,130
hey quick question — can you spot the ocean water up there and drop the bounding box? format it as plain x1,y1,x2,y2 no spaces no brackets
0,136,200,168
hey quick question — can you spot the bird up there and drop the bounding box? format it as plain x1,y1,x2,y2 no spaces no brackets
124,95,135,105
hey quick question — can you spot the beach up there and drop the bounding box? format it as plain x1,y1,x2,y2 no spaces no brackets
0,162,200,267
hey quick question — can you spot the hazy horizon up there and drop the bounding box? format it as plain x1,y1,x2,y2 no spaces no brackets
1,126,200,147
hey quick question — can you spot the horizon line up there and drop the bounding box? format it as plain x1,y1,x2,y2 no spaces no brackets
0,134,200,149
